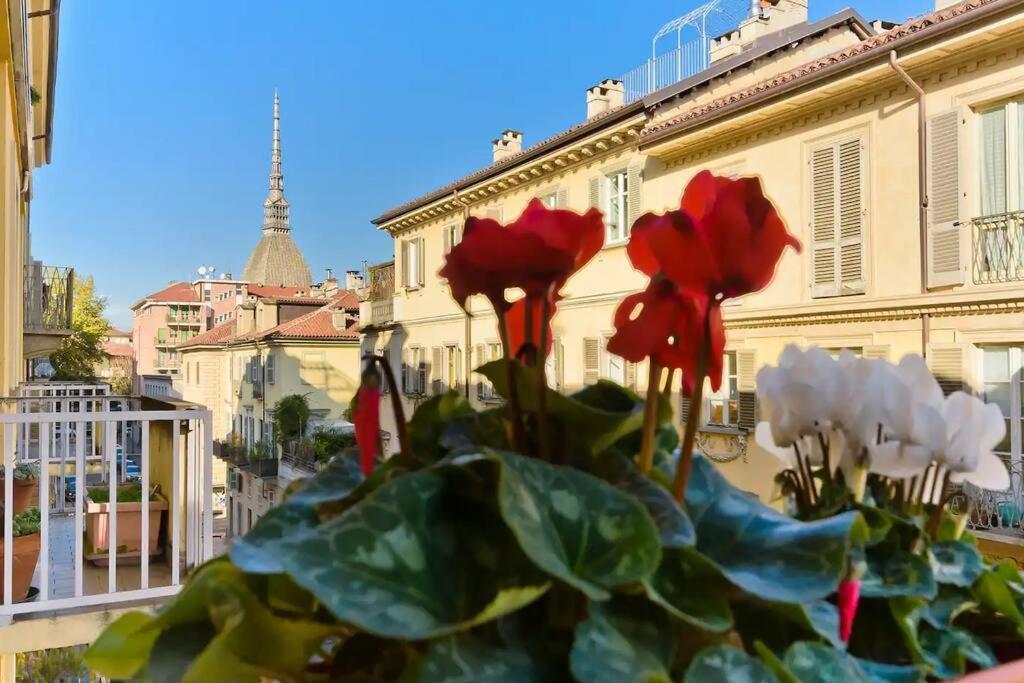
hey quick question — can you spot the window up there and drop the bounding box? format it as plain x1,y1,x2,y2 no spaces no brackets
442,224,462,255
476,342,503,400
266,353,276,385
707,352,739,428
539,190,559,208
402,238,425,289
976,101,1024,279
195,361,201,385
981,346,1018,455
810,137,866,297
605,170,630,244
405,346,426,395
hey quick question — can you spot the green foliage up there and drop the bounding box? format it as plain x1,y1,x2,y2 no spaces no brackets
17,646,90,683
272,394,311,445
110,374,133,396
51,275,110,381
85,358,1024,681
1,461,40,480
87,481,157,503
3,506,41,537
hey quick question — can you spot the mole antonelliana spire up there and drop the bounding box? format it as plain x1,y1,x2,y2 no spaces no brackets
241,90,312,286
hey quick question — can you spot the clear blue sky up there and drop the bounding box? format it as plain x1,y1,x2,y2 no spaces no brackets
31,0,929,329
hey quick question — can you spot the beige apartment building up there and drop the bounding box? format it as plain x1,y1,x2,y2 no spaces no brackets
364,0,1024,535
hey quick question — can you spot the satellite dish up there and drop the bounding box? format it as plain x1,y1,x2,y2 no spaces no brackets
197,266,208,277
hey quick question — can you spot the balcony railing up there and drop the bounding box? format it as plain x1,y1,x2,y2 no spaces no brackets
1,393,214,621
155,356,180,371
971,210,1024,284
24,263,73,335
369,298,394,325
949,454,1024,538
166,311,203,325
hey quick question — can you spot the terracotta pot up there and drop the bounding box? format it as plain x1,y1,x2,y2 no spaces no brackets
0,477,40,514
0,532,40,602
84,495,168,564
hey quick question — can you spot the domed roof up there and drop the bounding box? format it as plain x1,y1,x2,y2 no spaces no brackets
242,231,312,286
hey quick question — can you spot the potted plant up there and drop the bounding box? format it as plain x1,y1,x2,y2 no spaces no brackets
86,176,1024,681
83,481,167,566
0,463,40,514
246,441,278,478
0,507,41,602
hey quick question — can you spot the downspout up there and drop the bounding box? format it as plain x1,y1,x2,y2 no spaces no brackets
888,50,930,357
454,189,472,399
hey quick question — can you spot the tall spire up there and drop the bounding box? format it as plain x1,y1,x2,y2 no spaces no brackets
263,89,290,233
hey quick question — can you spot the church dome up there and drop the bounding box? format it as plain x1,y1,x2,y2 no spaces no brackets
241,91,312,287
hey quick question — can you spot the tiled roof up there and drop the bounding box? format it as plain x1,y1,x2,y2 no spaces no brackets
255,297,360,341
144,282,198,304
330,289,361,310
177,320,238,348
641,0,1008,140
247,284,312,298
108,327,131,337
101,342,133,358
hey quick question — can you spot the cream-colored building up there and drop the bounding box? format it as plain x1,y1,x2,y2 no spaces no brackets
364,0,1024,535
178,289,362,536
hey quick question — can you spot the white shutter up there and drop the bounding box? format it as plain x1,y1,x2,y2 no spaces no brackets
627,161,643,234
863,345,890,361
266,353,275,385
811,145,839,297
736,350,757,432
928,344,964,396
402,348,410,394
556,187,568,209
431,346,443,394
443,226,451,255
400,240,409,289
588,177,601,209
417,238,426,287
583,337,600,385
624,360,637,391
837,139,865,293
553,338,564,391
927,110,964,288
475,343,485,399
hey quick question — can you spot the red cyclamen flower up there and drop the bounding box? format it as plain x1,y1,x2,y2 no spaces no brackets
506,291,561,361
837,579,861,642
353,385,381,476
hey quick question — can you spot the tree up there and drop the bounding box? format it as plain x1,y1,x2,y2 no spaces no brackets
272,393,310,445
50,275,110,381
110,375,132,395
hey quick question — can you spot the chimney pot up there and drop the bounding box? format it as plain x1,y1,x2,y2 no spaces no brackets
492,130,524,163
344,270,364,290
586,79,624,119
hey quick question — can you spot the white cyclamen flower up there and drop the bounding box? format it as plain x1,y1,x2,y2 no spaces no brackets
940,392,1009,491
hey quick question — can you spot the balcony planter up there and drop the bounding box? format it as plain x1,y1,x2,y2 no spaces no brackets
247,457,278,478
0,507,41,603
84,483,167,566
0,462,40,514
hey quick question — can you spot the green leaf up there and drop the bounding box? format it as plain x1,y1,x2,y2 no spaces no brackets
287,452,365,505
83,611,160,680
409,392,477,462
484,449,661,600
146,622,216,683
230,502,319,574
643,547,732,632
752,641,800,683
479,361,672,456
853,658,924,683
855,504,895,547
685,645,779,682
570,599,676,683
921,585,977,629
929,541,984,588
686,455,866,603
919,624,997,678
598,456,694,548
973,567,1024,630
732,599,841,649
782,642,868,683
413,634,544,682
276,469,550,639
861,551,937,599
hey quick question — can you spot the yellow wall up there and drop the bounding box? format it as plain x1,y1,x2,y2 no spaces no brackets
371,5,1024,502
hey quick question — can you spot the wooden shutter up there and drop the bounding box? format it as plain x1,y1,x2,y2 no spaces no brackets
401,348,411,394
431,346,443,394
553,338,564,391
417,353,427,394
416,238,426,287
627,161,643,234
583,337,600,385
455,347,463,390
588,177,601,209
736,350,757,432
863,345,890,361
475,343,485,399
624,360,637,391
266,353,275,385
837,139,865,293
928,110,964,288
556,188,568,209
400,240,409,289
811,145,839,297
443,226,451,255
928,344,964,396
680,392,692,427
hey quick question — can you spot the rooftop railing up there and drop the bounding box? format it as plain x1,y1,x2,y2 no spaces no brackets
24,263,73,335
1,393,214,621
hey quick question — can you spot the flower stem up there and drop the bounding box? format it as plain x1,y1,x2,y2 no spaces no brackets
536,295,551,462
927,469,952,538
794,440,817,506
672,333,709,503
371,354,412,466
638,362,662,475
953,501,973,540
496,311,526,453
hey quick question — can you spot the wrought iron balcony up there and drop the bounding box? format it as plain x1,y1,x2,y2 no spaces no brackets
971,210,1024,284
949,454,1024,539
24,263,73,335
361,261,395,328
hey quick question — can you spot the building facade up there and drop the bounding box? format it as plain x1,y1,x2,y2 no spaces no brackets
365,0,1024,529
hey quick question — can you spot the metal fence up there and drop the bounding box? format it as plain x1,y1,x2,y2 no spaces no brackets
949,454,1024,537
621,41,709,102
971,210,1024,284
24,263,73,334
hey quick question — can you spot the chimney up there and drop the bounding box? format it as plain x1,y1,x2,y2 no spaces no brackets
586,79,625,119
711,0,809,63
345,270,364,290
331,309,349,332
235,305,256,336
491,130,523,163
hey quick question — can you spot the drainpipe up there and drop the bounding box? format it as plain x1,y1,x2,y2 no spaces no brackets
454,189,472,399
888,50,930,357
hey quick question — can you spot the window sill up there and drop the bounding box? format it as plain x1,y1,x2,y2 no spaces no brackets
602,240,629,251
698,425,746,436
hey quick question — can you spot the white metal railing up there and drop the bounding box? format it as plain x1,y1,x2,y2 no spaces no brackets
1,406,214,619
971,210,1024,284
621,40,709,102
949,454,1024,537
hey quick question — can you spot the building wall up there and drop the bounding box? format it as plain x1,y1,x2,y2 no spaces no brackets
372,5,1024,501
0,66,26,396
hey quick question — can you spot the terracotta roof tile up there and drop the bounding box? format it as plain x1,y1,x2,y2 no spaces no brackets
246,284,313,298
144,282,198,303
642,0,1005,138
101,342,133,358
177,320,238,348
255,297,360,341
